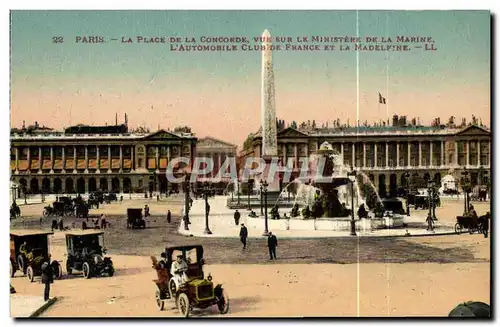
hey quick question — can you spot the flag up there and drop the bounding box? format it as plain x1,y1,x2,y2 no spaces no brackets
379,92,387,104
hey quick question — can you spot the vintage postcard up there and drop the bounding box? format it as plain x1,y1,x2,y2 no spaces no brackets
9,10,491,318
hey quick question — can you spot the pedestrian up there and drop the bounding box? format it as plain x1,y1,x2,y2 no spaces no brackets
426,213,434,231
82,221,87,230
167,210,171,223
100,214,107,229
58,217,63,231
41,259,54,301
482,212,490,238
234,209,241,226
239,223,248,249
267,231,278,260
157,194,160,202
120,195,123,202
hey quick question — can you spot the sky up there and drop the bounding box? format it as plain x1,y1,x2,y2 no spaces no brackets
10,10,490,147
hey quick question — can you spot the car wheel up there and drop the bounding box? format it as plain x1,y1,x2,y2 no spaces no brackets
217,289,230,314
52,261,63,279
17,255,25,275
27,266,34,282
177,293,190,318
108,266,114,277
82,262,92,279
454,223,462,235
155,290,164,311
168,279,177,300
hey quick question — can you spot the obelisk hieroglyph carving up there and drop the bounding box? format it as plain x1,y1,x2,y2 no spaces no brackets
261,29,278,157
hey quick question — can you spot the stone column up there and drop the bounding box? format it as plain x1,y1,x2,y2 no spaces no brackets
50,147,54,173
429,142,433,167
38,146,42,174
27,147,31,172
218,153,222,174
282,144,286,164
441,141,444,167
374,143,378,167
84,146,89,173
15,147,19,173
119,145,123,172
96,145,100,173
167,146,171,163
61,178,66,194
396,142,400,168
341,142,344,159
466,141,470,167
294,144,298,169
418,141,422,167
454,141,459,166
73,146,77,173
108,178,112,192
363,143,366,168
351,143,355,168
155,146,160,173
131,146,135,171
477,140,481,166
385,142,389,168
407,142,411,167
108,145,112,173
61,146,66,173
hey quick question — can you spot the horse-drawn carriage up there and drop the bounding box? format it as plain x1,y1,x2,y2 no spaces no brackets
43,201,71,217
151,245,229,317
454,215,486,235
10,230,62,282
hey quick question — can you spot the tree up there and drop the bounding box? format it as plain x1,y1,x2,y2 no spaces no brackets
243,133,254,150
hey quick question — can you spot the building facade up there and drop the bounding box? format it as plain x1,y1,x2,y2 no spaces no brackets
195,137,237,182
10,127,197,195
247,124,491,197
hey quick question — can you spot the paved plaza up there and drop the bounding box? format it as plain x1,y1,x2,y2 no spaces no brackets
9,195,491,317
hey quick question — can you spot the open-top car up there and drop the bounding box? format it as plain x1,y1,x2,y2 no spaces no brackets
127,208,146,229
65,231,114,278
151,245,229,317
10,230,62,282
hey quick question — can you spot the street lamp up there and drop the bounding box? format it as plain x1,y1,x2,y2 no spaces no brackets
261,179,269,236
247,179,254,211
203,182,212,235
183,173,190,230
348,171,357,236
461,170,470,216
260,182,264,216
404,172,411,216
427,181,434,220
237,179,240,206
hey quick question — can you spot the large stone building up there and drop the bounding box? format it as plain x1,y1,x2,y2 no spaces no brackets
10,124,197,195
195,137,238,183
242,123,491,197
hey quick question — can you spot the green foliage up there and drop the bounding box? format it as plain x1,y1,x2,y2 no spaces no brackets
243,133,254,150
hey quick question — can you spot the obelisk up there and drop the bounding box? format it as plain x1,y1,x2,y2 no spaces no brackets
261,29,278,157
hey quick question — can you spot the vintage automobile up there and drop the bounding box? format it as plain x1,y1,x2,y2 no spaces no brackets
10,203,21,219
152,245,229,317
65,231,114,278
10,230,62,282
381,198,407,215
127,208,146,229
